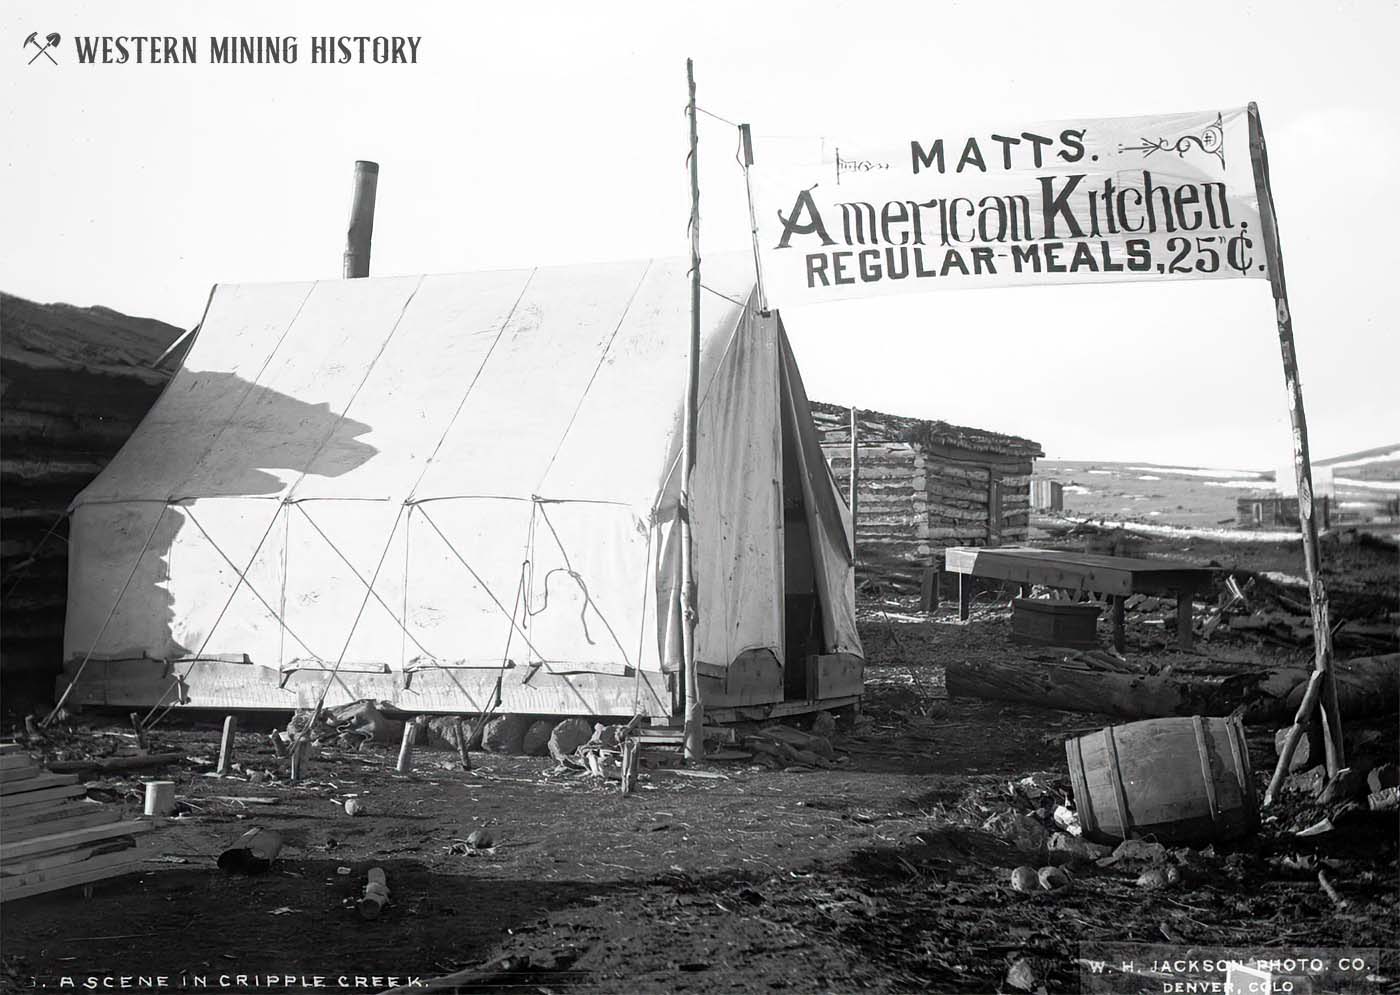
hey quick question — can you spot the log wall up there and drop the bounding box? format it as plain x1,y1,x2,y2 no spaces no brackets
1,293,186,690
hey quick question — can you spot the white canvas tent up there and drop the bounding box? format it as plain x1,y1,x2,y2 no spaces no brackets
59,257,863,719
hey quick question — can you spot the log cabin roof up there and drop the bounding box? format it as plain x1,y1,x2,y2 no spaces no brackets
809,400,1044,459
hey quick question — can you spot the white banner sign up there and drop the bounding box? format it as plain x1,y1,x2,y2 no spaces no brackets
756,107,1267,305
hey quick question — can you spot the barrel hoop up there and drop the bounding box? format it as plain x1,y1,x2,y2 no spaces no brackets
1193,715,1221,824
1224,716,1245,803
1228,714,1260,822
1102,725,1133,838
1069,735,1095,836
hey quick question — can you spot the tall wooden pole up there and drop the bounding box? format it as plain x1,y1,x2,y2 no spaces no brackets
848,407,859,558
1250,102,1346,803
681,59,703,762
739,123,768,312
343,160,379,279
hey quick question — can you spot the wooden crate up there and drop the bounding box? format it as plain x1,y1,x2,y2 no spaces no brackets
1010,598,1101,648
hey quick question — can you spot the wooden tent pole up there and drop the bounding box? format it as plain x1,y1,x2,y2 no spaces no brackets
1250,102,1346,803
849,407,859,559
681,58,704,763
739,123,768,312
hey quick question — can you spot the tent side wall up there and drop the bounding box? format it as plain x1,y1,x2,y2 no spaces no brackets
58,263,866,719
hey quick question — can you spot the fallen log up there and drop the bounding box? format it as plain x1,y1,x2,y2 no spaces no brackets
940,653,1398,722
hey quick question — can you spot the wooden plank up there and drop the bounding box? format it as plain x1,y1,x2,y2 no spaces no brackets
3,844,103,877
0,820,152,863
0,846,144,903
705,694,863,725
0,784,86,810
0,754,36,771
0,808,122,842
0,772,78,797
0,744,24,755
806,654,864,699
1,801,83,828
56,658,672,718
0,767,39,785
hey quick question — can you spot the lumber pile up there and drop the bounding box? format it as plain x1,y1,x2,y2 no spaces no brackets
0,743,152,901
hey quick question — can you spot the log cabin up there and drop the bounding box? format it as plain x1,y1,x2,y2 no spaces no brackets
0,293,186,696
811,402,1043,591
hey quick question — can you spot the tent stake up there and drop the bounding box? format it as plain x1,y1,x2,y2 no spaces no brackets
681,58,704,763
1249,102,1345,802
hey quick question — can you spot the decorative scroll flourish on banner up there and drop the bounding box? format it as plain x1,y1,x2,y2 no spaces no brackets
755,107,1266,305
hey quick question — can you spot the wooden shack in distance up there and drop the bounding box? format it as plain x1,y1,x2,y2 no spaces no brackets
811,402,1043,591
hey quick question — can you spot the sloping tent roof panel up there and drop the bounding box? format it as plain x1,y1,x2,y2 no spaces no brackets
63,258,862,712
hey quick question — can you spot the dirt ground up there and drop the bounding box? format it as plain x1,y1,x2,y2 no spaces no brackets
4,528,1397,995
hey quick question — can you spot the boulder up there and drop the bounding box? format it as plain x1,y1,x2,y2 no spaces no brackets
326,700,403,744
522,719,557,757
1038,865,1071,892
482,714,530,754
810,711,837,740
548,717,595,761
424,716,479,751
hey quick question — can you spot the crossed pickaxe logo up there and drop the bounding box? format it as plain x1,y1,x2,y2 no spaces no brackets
24,31,61,65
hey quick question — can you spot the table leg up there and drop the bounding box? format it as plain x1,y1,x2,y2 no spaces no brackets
1176,590,1194,649
958,574,972,622
1111,595,1125,653
920,568,939,612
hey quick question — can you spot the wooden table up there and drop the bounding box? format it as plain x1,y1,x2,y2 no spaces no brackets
942,546,1215,651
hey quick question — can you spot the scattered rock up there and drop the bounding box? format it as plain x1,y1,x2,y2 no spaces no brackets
1005,954,1039,992
1038,865,1071,892
482,714,530,755
1283,765,1326,797
1046,832,1113,867
1318,766,1371,806
1010,866,1040,893
1368,786,1399,812
344,798,364,817
1135,866,1174,889
521,719,557,757
466,829,494,849
549,718,595,761
1274,723,1324,772
810,711,837,740
1104,839,1169,868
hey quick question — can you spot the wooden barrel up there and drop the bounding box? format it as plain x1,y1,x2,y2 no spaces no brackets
1065,715,1258,844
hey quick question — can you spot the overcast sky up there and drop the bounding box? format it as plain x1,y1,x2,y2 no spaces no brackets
3,0,1396,468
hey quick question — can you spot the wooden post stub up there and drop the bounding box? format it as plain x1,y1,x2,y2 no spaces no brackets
396,718,418,774
454,717,471,771
216,716,238,775
130,713,149,752
269,730,289,758
289,739,306,782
